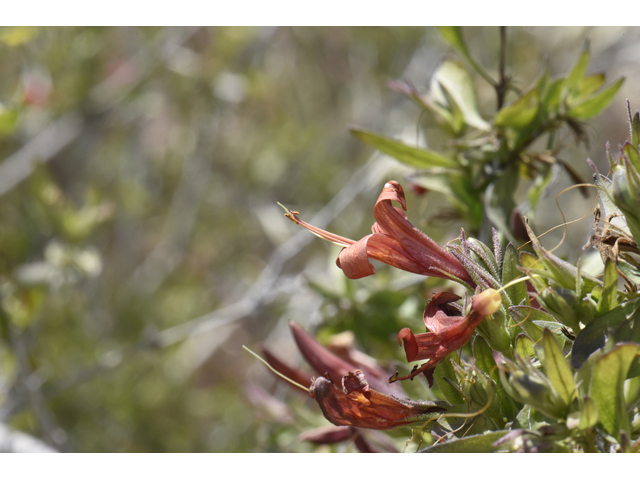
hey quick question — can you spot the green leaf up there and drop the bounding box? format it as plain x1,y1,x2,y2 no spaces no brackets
433,357,464,405
578,73,606,97
437,27,495,88
589,343,640,441
438,82,466,135
579,396,599,430
541,329,576,407
502,243,528,308
438,27,471,61
623,141,640,174
388,79,461,136
612,164,640,244
495,88,539,129
420,430,510,453
515,334,535,362
571,297,640,369
631,111,640,149
430,59,490,131
541,78,566,116
596,259,619,315
537,287,581,333
473,335,497,377
566,46,590,94
568,77,625,120
350,128,456,168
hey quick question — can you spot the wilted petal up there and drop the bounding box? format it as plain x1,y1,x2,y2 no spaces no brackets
290,321,360,385
423,291,464,333
289,321,401,395
310,374,446,430
342,370,371,405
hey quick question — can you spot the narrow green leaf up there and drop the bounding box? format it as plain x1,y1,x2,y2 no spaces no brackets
567,46,590,94
495,88,539,129
597,258,619,315
473,335,497,377
437,27,495,88
571,297,640,368
515,334,535,362
388,79,459,134
350,128,456,168
579,396,599,430
438,82,466,135
631,111,640,149
437,27,470,60
612,164,640,244
542,77,566,115
541,329,576,407
433,358,464,405
589,343,640,441
502,243,528,308
578,73,606,97
623,141,640,173
568,77,625,120
420,430,510,453
538,287,581,333
431,59,490,131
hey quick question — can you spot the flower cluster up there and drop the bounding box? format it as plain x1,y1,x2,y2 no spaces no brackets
268,181,501,436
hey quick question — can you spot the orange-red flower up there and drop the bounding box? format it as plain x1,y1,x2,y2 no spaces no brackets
395,289,501,386
283,181,475,288
310,371,446,430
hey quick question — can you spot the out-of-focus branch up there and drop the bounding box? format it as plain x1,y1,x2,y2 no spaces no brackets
125,118,216,296
0,307,69,451
0,27,202,199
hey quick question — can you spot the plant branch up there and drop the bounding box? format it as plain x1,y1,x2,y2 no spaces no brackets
497,26,507,110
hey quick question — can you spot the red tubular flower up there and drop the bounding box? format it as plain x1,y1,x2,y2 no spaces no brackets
395,289,501,386
309,372,446,430
283,180,475,288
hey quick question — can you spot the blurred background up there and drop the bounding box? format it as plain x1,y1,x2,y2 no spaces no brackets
0,26,637,452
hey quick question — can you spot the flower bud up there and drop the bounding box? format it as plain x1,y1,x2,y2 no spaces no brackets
472,288,502,317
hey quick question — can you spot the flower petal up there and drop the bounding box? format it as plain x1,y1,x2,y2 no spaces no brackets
372,181,474,286
336,235,377,279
